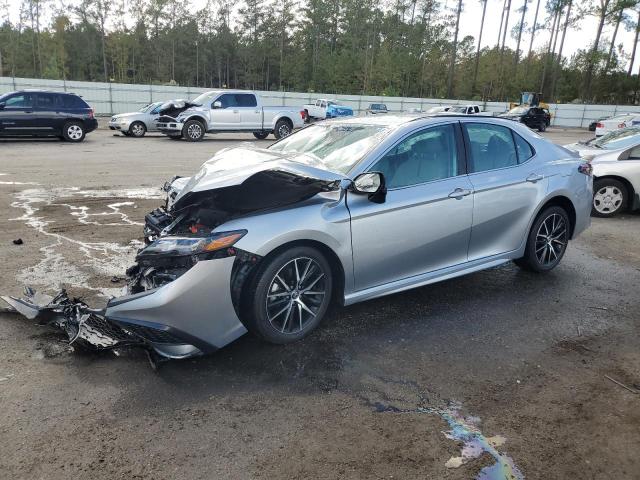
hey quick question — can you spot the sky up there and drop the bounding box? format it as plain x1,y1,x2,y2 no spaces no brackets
5,0,640,74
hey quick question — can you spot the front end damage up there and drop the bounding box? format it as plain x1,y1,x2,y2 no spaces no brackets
3,147,344,362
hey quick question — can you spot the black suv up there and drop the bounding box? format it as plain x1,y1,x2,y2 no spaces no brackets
0,90,98,142
498,106,551,132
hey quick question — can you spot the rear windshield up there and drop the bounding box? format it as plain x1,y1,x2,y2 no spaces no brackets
60,94,89,109
268,123,391,174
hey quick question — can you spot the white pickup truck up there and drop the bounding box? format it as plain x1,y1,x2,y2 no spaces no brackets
155,90,305,141
303,99,354,122
446,104,482,114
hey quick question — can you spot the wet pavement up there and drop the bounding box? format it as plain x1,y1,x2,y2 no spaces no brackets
0,127,638,479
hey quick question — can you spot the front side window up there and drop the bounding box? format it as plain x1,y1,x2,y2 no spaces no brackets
465,123,518,172
371,124,458,188
5,93,34,108
216,94,238,109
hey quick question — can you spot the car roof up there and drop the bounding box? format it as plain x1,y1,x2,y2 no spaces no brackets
320,113,525,129
8,89,79,95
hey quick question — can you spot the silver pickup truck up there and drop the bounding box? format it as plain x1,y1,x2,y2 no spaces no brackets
155,90,304,142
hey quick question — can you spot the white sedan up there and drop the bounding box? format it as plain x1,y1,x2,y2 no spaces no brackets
594,114,640,137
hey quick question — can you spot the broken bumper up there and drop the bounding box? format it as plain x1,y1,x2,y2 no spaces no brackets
156,121,184,135
2,256,248,360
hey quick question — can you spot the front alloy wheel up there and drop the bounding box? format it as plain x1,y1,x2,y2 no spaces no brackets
183,120,205,142
243,246,333,343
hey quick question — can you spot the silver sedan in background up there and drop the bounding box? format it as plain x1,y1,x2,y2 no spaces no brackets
564,127,640,217
108,101,164,137
4,115,593,361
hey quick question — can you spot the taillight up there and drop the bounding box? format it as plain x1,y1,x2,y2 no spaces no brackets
89,108,94,119
596,122,604,128
618,122,625,128
578,163,593,176
300,110,306,120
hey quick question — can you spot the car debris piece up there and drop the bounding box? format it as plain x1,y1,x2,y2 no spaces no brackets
12,238,23,245
1,287,139,350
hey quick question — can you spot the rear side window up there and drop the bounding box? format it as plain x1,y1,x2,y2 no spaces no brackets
464,123,518,172
59,94,88,109
513,132,534,163
236,94,257,107
36,93,57,108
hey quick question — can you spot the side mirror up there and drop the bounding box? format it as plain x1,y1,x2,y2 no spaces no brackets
351,172,386,203
212,100,222,109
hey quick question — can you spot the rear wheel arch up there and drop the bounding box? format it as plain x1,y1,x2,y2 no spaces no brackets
536,196,576,238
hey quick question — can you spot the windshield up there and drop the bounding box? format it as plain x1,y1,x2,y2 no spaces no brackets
191,91,217,105
587,127,640,149
268,124,391,174
508,106,528,115
139,103,156,113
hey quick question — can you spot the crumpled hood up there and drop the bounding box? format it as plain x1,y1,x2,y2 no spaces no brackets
171,145,346,211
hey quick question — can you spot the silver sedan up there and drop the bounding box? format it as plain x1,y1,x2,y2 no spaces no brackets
108,102,164,137
4,115,593,361
564,127,640,217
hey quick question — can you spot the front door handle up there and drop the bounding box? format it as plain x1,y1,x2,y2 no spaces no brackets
232,109,239,113
526,173,544,183
448,188,473,199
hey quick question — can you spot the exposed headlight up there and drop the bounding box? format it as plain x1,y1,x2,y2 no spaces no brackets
141,230,247,257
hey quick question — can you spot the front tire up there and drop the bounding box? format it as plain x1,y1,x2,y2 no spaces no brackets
273,119,292,139
62,121,86,142
253,131,270,140
592,178,627,217
129,121,147,138
182,120,205,142
515,206,570,272
243,246,333,344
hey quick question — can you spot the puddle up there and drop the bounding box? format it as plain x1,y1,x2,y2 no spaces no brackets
372,399,524,480
9,186,162,297
433,405,524,480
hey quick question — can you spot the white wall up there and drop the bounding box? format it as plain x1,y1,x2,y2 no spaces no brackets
3,76,640,128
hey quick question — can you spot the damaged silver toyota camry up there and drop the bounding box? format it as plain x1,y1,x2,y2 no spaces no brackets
3,115,593,361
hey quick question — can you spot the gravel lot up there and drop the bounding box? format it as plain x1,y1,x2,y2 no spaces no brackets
0,125,638,479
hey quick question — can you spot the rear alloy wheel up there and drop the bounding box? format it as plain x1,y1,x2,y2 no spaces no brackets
129,121,147,138
253,131,270,140
592,178,627,217
273,119,292,139
62,121,86,142
515,206,570,272
244,246,333,344
183,119,205,142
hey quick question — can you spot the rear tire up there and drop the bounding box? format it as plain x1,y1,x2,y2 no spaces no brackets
62,121,86,142
515,206,570,272
253,131,270,140
129,121,147,138
538,122,546,132
273,119,292,139
592,178,627,217
182,119,205,142
242,246,333,344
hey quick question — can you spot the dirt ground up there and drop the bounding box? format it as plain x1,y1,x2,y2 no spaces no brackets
0,126,638,479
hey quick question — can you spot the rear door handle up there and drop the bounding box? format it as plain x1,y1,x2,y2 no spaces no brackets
448,188,473,199
526,173,544,183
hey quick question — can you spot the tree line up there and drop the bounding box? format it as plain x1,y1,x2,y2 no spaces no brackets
2,0,640,104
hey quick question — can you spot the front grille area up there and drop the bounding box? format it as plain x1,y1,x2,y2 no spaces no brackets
119,323,186,344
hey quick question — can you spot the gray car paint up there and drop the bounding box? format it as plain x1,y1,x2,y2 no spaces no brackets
108,102,163,133
3,115,593,359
